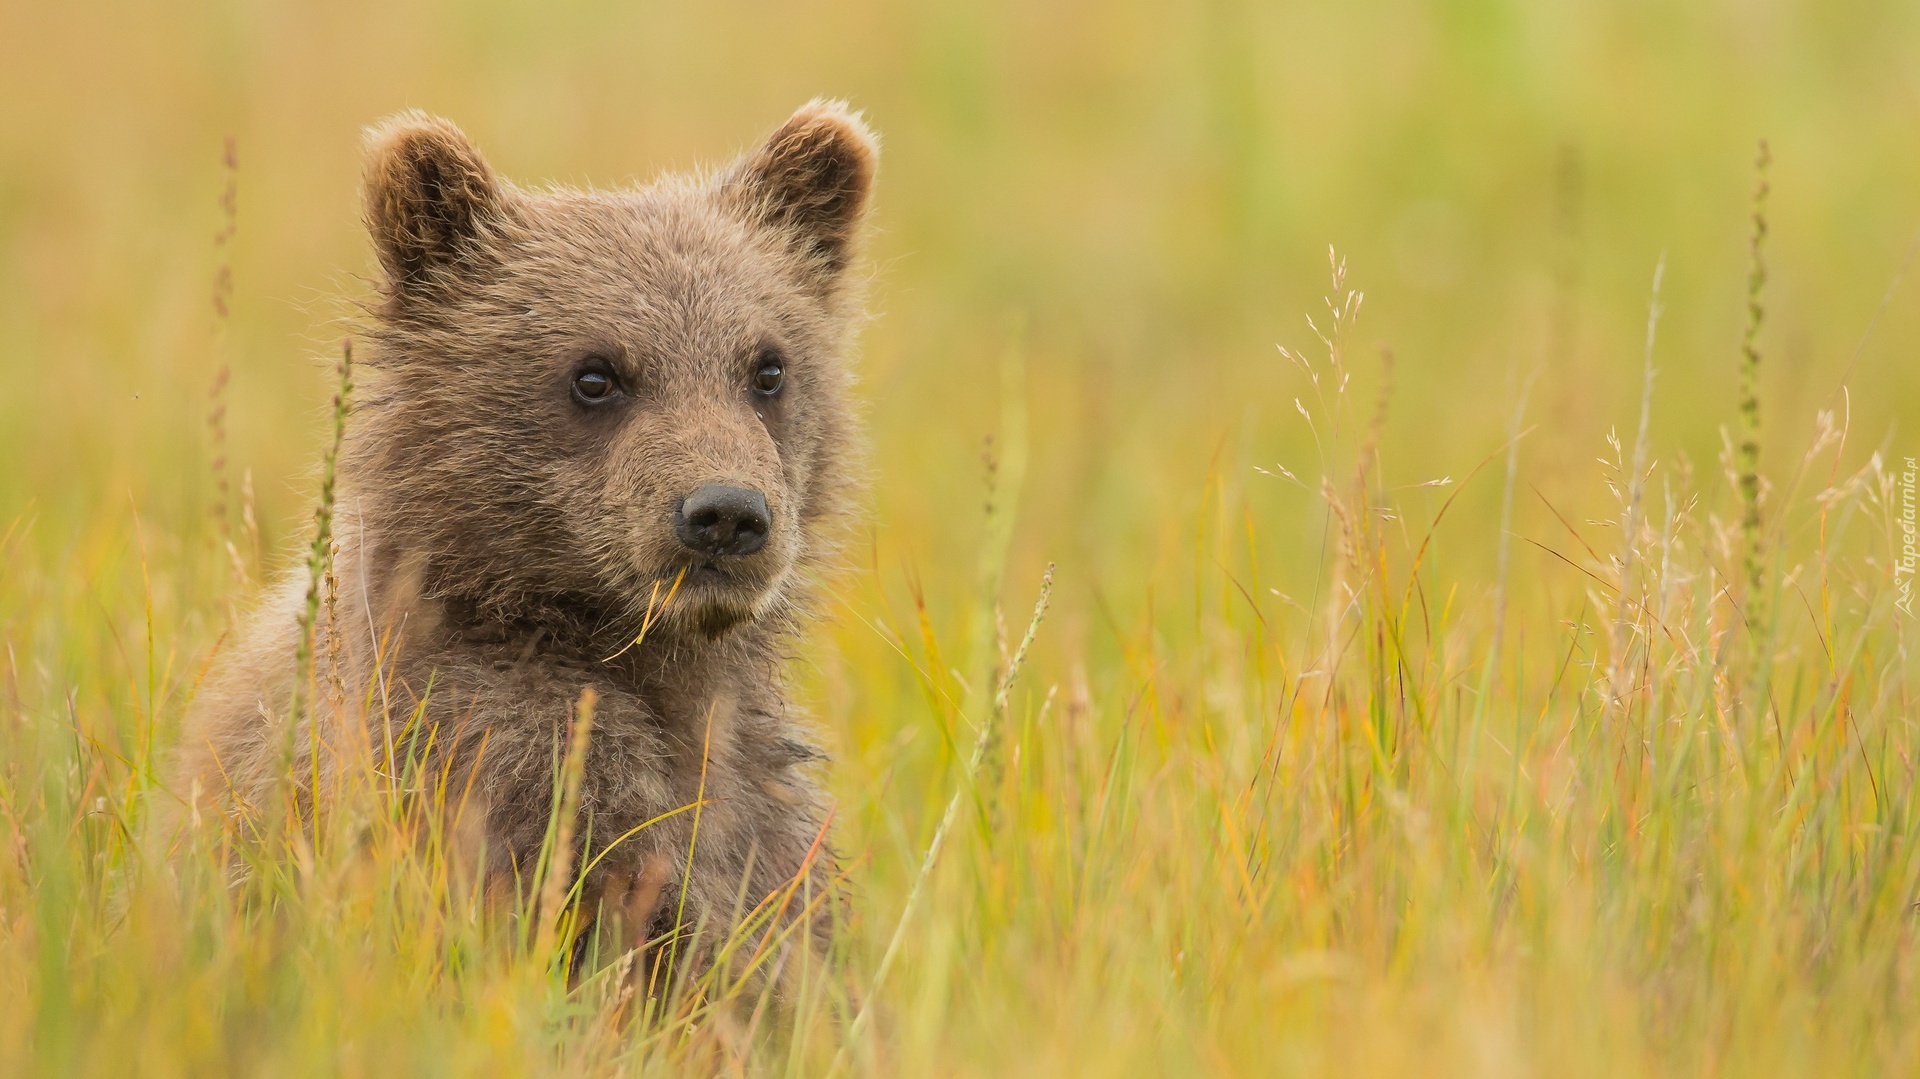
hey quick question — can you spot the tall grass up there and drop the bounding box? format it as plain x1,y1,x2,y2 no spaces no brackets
3,2,1920,1075
2,239,1913,1074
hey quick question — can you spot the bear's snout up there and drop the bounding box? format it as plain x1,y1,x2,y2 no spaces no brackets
673,484,772,558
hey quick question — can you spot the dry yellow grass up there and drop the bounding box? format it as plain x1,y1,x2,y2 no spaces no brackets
2,2,1918,1075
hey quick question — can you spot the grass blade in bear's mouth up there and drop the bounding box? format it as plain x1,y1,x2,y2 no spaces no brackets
683,563,732,585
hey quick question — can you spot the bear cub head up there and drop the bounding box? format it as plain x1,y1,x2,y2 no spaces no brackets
351,102,877,640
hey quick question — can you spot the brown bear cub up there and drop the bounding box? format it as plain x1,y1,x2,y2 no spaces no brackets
172,101,877,978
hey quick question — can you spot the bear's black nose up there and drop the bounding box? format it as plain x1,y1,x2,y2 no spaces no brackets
674,485,771,557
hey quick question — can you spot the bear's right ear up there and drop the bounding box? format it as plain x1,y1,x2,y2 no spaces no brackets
362,111,505,297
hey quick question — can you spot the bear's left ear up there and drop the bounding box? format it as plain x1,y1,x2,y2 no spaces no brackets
721,99,878,286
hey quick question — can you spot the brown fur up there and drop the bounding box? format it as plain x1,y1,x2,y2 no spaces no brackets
171,101,878,971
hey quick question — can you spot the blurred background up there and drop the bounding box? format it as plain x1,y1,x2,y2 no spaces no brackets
4,2,1917,625
4,3,1919,1072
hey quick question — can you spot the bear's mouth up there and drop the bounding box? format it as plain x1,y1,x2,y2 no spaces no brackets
651,560,775,636
681,562,733,587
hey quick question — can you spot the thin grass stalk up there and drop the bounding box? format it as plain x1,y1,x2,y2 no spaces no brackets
971,333,1029,793
208,135,244,596
258,336,352,864
533,686,597,963
836,563,1054,1075
1606,256,1664,722
1739,139,1771,619
289,339,352,733
659,699,716,1001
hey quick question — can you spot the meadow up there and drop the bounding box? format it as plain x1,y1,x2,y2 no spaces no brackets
3,1,1919,1075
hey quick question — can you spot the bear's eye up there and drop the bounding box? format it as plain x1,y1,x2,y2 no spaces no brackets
752,357,785,396
572,363,617,404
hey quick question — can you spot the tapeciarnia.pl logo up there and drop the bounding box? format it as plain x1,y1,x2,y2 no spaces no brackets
1899,456,1917,617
